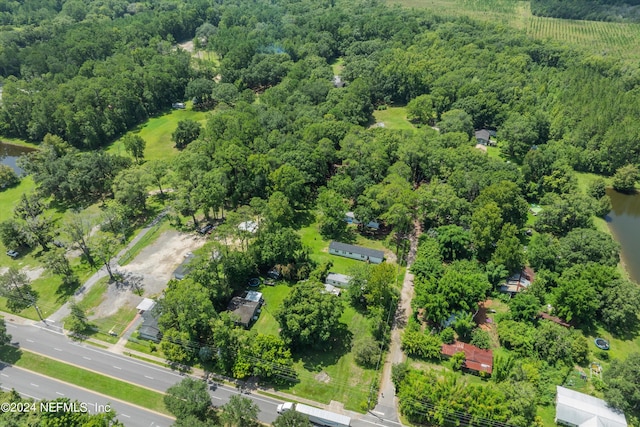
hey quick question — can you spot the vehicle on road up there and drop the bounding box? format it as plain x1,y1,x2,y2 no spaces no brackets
6,250,18,258
277,402,351,427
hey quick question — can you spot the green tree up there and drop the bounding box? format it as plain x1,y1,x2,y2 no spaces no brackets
94,234,119,282
220,395,259,427
527,233,559,272
269,164,309,208
275,282,345,350
474,181,529,229
122,134,146,164
612,164,639,193
0,267,38,314
0,318,12,345
401,327,443,360
145,160,169,197
112,168,148,217
497,113,540,160
62,213,95,267
557,228,619,270
353,335,380,367
534,193,594,236
587,177,607,199
164,377,213,421
264,191,294,228
600,280,640,336
470,328,491,350
406,94,435,125
316,188,349,239
553,274,599,325
491,224,525,274
273,409,312,427
437,109,473,137
0,165,19,189
604,353,640,413
186,78,216,109
67,301,90,336
508,292,540,322
435,225,472,261
471,201,503,261
172,119,202,149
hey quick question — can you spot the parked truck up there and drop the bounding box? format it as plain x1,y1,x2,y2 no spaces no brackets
276,402,351,427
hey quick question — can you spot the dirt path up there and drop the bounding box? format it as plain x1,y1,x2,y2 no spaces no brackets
373,219,421,421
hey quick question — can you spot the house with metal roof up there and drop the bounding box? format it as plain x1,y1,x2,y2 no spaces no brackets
555,386,627,427
325,272,352,287
441,341,493,375
328,241,384,264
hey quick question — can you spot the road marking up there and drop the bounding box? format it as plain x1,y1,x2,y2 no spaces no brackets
83,356,91,360
56,392,64,396
211,396,222,400
372,411,385,416
113,366,121,370
144,375,154,380
1,386,39,400
29,383,39,388
26,339,34,343
0,373,8,378
54,348,62,352
120,414,130,418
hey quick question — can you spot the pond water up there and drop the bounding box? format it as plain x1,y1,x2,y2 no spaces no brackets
606,188,640,283
0,142,35,175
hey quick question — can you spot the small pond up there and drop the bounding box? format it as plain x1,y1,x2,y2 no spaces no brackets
606,188,640,283
0,141,36,175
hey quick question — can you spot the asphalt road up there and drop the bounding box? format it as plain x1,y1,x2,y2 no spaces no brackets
0,362,173,427
3,321,400,427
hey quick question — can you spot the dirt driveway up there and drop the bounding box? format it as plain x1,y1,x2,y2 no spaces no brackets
89,230,207,319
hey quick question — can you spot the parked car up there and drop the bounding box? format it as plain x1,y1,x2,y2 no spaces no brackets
198,223,214,235
6,250,19,258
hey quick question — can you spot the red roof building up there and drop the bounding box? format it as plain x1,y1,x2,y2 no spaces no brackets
441,342,493,375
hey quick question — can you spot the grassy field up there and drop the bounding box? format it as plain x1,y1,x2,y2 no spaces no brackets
388,0,640,64
0,345,170,415
372,107,415,131
253,283,292,337
105,106,209,162
277,305,378,412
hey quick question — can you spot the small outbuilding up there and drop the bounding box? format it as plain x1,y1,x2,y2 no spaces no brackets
325,272,352,287
475,129,496,146
136,298,156,313
329,241,384,264
323,284,341,296
499,266,535,296
238,220,258,234
138,305,162,343
555,386,627,427
343,212,380,230
173,252,195,280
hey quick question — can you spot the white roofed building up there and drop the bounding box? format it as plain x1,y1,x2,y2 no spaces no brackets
555,386,627,427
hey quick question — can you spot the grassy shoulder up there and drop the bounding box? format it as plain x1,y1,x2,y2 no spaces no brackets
0,345,170,416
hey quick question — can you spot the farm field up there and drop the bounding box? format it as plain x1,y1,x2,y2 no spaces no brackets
388,0,640,63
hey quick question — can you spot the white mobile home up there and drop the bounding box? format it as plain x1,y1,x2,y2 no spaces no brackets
325,272,352,287
328,241,384,264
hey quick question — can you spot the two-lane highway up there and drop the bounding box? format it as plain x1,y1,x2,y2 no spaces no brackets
0,363,173,427
3,320,400,427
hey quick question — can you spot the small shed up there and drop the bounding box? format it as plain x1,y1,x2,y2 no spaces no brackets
173,252,195,280
329,241,384,264
245,291,263,303
555,386,627,427
172,102,185,109
325,272,352,287
238,221,258,234
136,298,155,313
343,212,380,230
499,266,535,295
323,284,341,296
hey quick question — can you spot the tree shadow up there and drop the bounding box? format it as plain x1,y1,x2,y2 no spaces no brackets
55,277,82,302
0,344,23,365
293,323,353,372
292,210,315,229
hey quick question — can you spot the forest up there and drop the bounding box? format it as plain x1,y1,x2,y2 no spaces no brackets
531,0,640,22
1,0,640,425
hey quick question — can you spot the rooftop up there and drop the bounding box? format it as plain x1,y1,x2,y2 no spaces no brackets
441,341,493,374
227,296,260,327
329,241,384,260
556,386,627,427
326,272,352,284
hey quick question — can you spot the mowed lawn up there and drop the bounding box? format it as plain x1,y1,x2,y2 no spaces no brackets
106,106,209,161
276,305,378,412
372,107,415,131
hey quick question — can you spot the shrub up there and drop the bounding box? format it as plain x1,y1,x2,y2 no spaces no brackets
470,328,491,350
353,336,380,368
440,327,455,344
